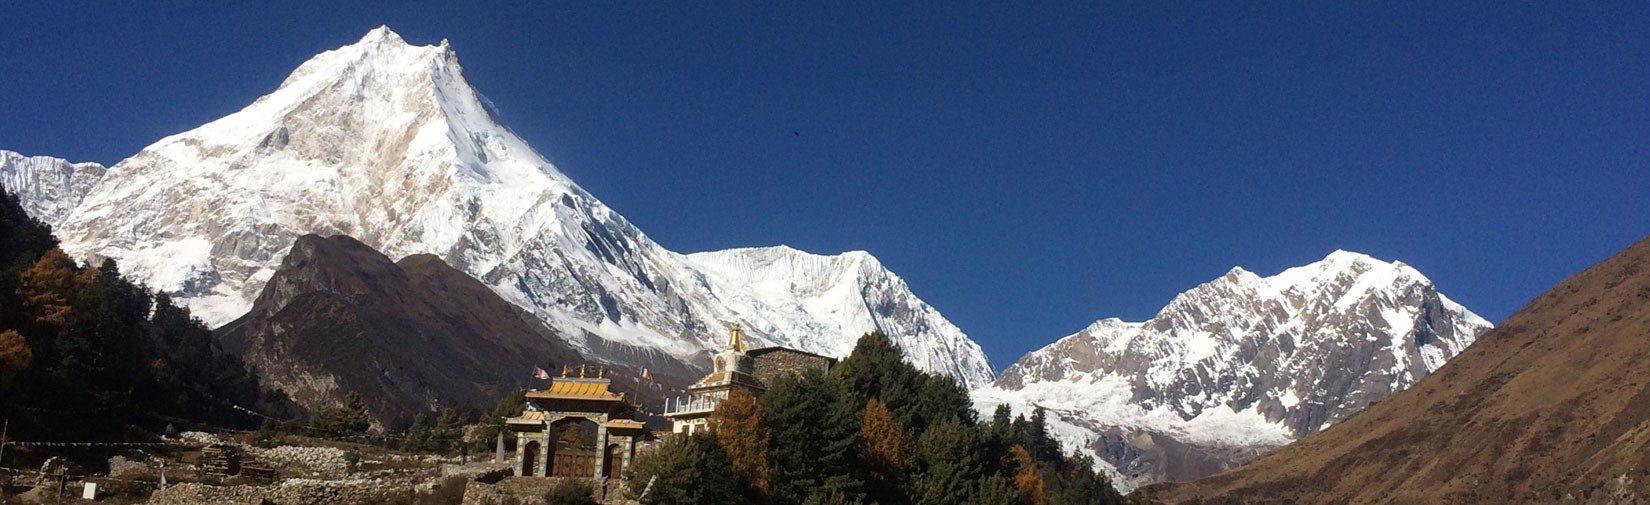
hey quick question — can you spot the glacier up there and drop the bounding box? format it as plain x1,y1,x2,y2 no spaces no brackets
0,151,106,228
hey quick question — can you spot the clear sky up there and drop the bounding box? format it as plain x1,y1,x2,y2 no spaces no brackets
3,2,1646,368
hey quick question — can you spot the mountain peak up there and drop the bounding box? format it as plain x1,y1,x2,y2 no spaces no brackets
983,252,1490,490
271,25,452,96
23,28,995,389
359,25,406,46
1322,248,1371,262
1308,249,1381,275
1157,235,1650,503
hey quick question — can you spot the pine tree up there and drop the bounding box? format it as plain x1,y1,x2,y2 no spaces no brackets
991,404,1013,439
802,488,864,505
911,372,977,431
432,408,462,452
255,418,280,446
1028,407,1059,463
859,397,906,504
765,370,825,504
975,475,1022,505
1049,454,1125,505
979,404,1016,476
469,387,526,453
765,368,860,505
831,332,922,427
0,185,57,271
818,384,865,501
830,332,974,440
403,413,432,452
77,259,150,373
910,417,983,505
708,388,771,496
336,392,371,439
309,407,340,437
628,434,741,505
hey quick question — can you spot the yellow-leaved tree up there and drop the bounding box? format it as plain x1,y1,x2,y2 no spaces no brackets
1008,444,1049,505
17,248,82,329
860,397,906,501
0,329,33,393
707,388,771,495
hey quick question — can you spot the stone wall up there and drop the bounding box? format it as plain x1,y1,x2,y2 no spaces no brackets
751,349,834,386
146,479,418,505
462,476,599,505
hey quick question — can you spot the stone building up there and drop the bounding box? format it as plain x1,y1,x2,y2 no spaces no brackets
748,346,836,385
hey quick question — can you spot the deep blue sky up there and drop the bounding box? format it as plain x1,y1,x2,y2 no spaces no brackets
3,2,1646,368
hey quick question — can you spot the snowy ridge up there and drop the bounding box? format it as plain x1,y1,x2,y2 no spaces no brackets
977,251,1491,490
687,246,994,386
0,151,106,227
15,27,993,387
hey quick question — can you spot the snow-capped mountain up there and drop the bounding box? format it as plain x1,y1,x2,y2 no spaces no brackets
974,251,1491,490
0,151,106,228
12,27,993,387
686,246,994,384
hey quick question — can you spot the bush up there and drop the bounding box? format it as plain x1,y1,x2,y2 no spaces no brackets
414,475,470,505
544,480,599,505
345,450,362,473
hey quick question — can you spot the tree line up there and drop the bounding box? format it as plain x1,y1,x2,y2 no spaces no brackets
629,332,1128,505
0,185,288,442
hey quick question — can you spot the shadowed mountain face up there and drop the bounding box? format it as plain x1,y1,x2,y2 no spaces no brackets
1149,235,1650,504
218,234,591,425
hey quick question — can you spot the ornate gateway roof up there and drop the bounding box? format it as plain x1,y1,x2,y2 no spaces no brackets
525,377,625,402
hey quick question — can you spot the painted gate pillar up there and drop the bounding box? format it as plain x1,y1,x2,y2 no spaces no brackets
594,423,610,479
623,436,636,473
514,431,546,477
539,426,552,477
512,432,525,476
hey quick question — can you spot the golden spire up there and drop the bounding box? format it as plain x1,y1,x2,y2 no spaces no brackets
728,323,746,353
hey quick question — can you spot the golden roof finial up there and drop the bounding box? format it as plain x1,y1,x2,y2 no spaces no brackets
729,323,746,353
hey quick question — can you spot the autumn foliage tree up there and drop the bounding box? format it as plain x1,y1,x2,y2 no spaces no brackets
708,388,771,496
17,248,80,329
0,329,32,393
0,183,281,440
860,397,906,503
1009,445,1050,505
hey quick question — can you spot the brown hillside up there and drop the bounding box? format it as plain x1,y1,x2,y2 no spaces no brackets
216,234,588,425
1148,236,1650,504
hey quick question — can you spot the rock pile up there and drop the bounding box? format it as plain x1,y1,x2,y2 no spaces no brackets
257,446,350,477
146,478,418,505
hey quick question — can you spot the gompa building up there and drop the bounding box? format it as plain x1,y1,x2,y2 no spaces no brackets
663,324,836,434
